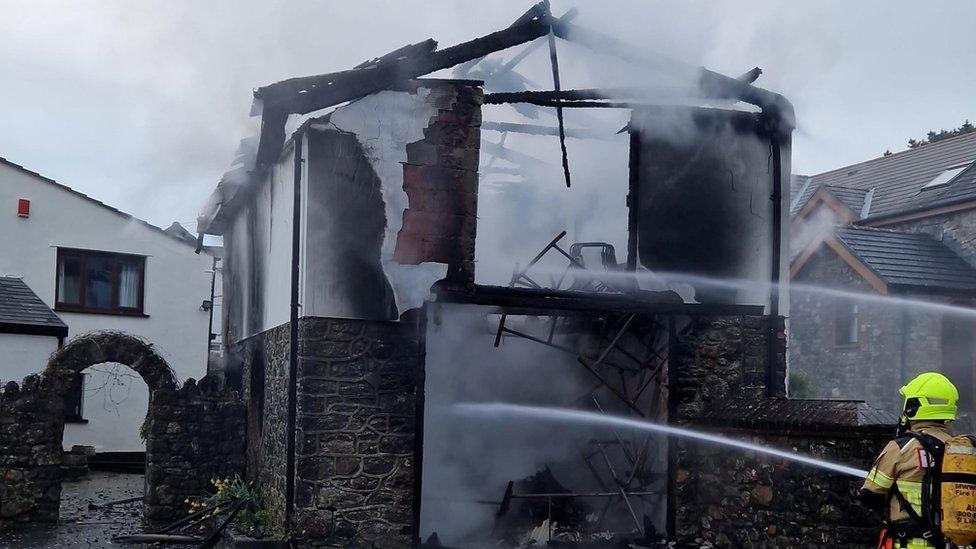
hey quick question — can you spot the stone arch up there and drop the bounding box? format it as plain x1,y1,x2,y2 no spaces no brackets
45,331,177,393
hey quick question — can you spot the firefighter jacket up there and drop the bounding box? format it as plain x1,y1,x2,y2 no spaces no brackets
862,421,953,523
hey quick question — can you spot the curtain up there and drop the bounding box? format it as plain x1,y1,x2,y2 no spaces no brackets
119,262,140,308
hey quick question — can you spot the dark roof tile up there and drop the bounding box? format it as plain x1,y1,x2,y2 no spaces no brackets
834,227,976,292
0,277,67,337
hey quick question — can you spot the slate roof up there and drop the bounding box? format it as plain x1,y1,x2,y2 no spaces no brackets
0,277,68,338
833,226,976,292
791,132,976,221
694,398,896,433
822,185,871,215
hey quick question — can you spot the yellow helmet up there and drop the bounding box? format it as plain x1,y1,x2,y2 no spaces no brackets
899,372,959,421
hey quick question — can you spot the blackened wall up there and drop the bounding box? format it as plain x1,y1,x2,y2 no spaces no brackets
293,316,422,547
238,323,291,524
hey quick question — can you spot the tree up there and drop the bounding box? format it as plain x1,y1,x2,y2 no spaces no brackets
908,119,976,148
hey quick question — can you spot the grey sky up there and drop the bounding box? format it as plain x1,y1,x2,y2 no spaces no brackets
1,1,974,228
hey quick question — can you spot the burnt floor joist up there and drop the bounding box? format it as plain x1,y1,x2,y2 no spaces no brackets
432,284,765,317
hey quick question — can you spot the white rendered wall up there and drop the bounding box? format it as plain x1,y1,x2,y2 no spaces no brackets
0,333,59,382
0,161,214,452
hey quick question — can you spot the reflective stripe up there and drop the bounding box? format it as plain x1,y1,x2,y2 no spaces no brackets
896,479,923,514
867,467,895,489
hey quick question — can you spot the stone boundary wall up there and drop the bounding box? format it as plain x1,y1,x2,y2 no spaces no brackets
1,332,247,528
674,424,888,547
672,316,893,546
0,375,63,527
293,315,422,547
145,376,247,521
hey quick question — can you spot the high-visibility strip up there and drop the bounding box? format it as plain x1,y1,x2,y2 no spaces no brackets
866,467,895,489
897,479,923,513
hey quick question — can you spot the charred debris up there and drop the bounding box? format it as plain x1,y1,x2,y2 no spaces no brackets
191,2,824,547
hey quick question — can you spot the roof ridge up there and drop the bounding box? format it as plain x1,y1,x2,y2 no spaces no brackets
0,156,202,252
812,131,976,179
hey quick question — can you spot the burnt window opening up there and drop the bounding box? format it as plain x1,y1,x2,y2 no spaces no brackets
250,347,266,435
55,248,146,316
64,373,86,423
834,302,859,346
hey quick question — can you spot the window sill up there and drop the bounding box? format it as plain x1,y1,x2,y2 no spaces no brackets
55,307,149,318
833,343,860,350
64,417,89,424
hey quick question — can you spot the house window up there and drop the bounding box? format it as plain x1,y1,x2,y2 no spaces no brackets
835,302,859,346
56,248,146,315
64,373,86,423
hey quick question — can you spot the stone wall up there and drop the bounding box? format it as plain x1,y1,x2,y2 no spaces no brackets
673,315,785,420
789,247,951,416
0,375,63,527
1,332,247,528
675,401,892,547
145,376,246,521
238,323,291,523
293,315,422,547
885,206,976,265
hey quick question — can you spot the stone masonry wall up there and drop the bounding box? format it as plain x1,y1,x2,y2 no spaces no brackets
672,315,785,420
145,375,246,521
789,247,948,416
885,206,976,265
1,332,247,527
238,323,291,524
674,425,888,547
0,375,63,528
293,315,422,547
673,315,893,546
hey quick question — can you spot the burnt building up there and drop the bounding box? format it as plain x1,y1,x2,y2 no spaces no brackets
790,132,976,429
193,4,891,547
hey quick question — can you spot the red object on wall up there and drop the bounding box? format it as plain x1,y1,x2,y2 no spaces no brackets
17,199,30,218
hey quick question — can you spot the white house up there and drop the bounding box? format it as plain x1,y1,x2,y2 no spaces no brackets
0,156,215,453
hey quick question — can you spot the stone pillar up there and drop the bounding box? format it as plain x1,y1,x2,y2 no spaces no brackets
0,375,63,528
293,316,422,547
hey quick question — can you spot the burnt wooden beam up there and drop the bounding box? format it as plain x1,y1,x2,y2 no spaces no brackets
481,120,617,140
548,18,794,129
543,0,571,187
253,13,553,165
485,88,644,104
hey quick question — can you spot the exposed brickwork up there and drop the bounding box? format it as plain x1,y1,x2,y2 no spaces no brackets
293,316,422,547
396,82,482,282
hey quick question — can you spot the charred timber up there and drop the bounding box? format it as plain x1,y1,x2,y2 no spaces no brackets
485,88,639,103
481,121,616,140
432,284,764,317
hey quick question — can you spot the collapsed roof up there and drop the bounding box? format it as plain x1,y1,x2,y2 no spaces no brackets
197,1,794,238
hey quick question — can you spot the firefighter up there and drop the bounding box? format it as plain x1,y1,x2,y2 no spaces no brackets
859,372,959,549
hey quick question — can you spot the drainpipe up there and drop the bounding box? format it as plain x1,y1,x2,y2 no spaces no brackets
285,132,304,528
767,134,784,397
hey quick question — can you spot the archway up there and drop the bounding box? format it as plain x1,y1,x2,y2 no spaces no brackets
45,331,177,393
45,331,180,524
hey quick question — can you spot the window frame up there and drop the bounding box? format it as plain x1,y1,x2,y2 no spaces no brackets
55,248,147,317
833,301,860,347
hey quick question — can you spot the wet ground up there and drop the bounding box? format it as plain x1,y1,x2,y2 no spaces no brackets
0,471,185,548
